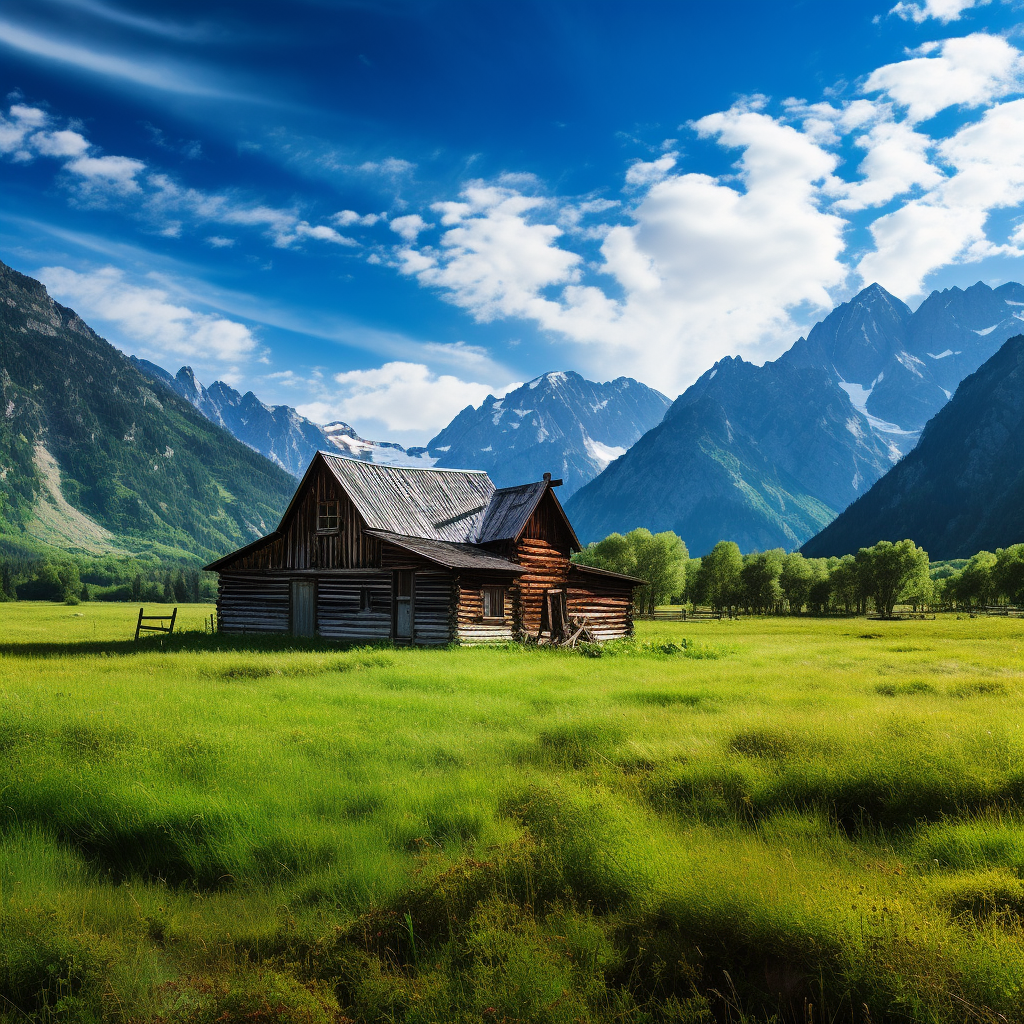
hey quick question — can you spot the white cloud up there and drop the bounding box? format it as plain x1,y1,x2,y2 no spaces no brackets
38,265,258,363
397,105,847,391
144,174,358,247
0,104,48,155
624,152,677,187
30,128,89,157
389,213,432,241
833,120,943,210
864,33,1024,122
205,235,235,248
296,361,515,434
858,97,1024,293
890,0,988,23
357,157,415,176
0,18,243,99
66,153,147,192
332,209,381,226
401,183,582,325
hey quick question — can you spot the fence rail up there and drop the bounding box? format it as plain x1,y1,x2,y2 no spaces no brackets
135,606,177,640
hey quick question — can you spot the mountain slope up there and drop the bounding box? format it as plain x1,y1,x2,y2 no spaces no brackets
802,336,1024,560
566,280,1024,554
564,355,892,553
0,260,296,560
425,371,670,499
134,359,434,476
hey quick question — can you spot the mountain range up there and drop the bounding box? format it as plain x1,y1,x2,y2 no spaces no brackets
566,281,1024,554
136,362,670,502
0,259,295,561
803,335,1024,560
423,371,671,498
132,360,433,476
3,251,1023,565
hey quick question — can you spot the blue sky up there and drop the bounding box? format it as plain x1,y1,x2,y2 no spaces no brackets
2,0,1024,445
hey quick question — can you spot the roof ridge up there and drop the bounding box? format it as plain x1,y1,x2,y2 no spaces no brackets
318,451,491,475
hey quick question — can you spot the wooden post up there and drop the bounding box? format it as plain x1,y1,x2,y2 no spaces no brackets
135,607,144,641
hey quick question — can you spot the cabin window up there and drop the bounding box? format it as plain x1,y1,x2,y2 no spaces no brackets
359,587,372,613
482,586,505,621
317,500,339,532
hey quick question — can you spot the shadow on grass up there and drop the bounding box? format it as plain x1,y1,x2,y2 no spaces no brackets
0,631,397,659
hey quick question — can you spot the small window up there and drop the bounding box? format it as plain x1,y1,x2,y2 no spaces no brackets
359,587,372,613
317,500,339,531
482,587,505,620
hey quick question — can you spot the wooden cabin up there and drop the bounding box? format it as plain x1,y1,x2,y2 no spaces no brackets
204,452,640,644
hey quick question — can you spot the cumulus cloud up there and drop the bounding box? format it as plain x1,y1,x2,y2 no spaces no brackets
38,265,258,363
858,97,1024,293
65,153,147,193
383,28,1024,387
864,33,1024,122
296,361,516,434
397,105,847,390
889,0,988,23
332,209,381,226
389,213,432,241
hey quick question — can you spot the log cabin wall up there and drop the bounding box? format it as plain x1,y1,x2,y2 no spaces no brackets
566,571,634,641
454,573,515,644
513,490,575,636
317,571,392,641
414,571,455,646
218,572,290,633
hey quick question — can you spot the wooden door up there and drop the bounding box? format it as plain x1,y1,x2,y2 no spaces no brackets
291,579,316,637
394,570,413,640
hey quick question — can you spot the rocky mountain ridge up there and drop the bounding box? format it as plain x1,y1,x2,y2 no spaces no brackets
566,280,1024,553
424,371,671,499
133,360,434,476
802,335,1024,560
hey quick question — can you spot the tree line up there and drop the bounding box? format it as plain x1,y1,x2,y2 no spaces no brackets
573,529,1024,617
0,544,217,605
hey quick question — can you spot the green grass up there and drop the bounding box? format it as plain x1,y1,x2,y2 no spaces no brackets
1,604,1024,1022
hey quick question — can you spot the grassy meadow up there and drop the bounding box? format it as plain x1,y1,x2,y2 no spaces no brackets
2,603,1024,1023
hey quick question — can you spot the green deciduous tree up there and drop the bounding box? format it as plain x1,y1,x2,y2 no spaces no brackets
779,552,814,613
859,540,930,618
694,541,743,611
740,549,784,613
575,528,687,614
993,545,1024,605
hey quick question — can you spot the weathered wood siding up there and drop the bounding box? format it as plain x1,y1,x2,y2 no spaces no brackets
455,575,515,644
218,462,381,571
218,572,290,633
317,571,392,641
414,570,455,646
567,571,634,641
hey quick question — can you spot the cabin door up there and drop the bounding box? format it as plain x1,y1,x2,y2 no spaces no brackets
291,579,316,637
394,570,413,641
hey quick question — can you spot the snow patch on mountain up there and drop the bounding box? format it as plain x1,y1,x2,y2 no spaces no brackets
583,435,627,469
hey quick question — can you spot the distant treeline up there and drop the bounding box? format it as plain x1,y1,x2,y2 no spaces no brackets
0,539,217,605
574,529,1024,616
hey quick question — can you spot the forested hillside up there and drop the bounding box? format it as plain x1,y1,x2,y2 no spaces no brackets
0,260,295,561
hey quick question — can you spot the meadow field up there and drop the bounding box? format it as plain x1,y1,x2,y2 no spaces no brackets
2,603,1024,1023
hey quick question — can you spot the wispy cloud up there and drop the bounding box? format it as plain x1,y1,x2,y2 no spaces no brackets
0,18,253,100
35,0,213,42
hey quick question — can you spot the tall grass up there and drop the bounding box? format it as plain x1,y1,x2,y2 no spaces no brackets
1,603,1023,1021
